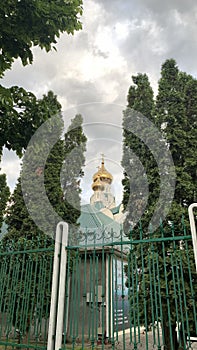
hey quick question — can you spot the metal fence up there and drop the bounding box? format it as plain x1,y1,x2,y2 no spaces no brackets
0,235,54,350
0,220,197,350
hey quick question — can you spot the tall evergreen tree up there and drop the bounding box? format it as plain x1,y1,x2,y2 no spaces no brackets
122,73,159,232
122,61,197,350
61,114,87,234
5,112,87,239
123,63,197,231
3,97,87,342
155,59,197,223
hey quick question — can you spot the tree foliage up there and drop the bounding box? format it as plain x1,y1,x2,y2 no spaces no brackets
122,73,159,232
2,107,87,340
0,0,83,225
0,88,62,158
122,60,197,231
122,60,197,350
0,90,63,230
155,59,197,224
5,109,87,239
4,91,63,238
0,0,83,76
62,114,87,228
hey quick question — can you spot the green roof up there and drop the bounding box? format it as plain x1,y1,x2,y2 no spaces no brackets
76,204,128,247
78,204,121,232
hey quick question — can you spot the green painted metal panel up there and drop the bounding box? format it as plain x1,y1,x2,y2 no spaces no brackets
0,236,54,350
0,221,197,350
62,222,197,350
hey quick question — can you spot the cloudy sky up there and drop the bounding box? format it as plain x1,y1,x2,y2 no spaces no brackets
1,0,197,205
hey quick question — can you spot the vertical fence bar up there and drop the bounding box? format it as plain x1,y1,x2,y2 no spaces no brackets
114,256,118,340
101,246,105,349
148,243,156,346
105,253,110,340
120,236,126,350
140,229,149,350
63,250,71,348
110,249,115,349
161,229,174,349
81,248,87,348
152,246,162,349
95,252,98,343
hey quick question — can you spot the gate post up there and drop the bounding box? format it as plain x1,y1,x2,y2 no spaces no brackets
47,222,68,350
188,203,197,273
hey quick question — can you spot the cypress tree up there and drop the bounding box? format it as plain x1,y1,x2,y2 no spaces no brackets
122,73,159,233
2,97,87,342
122,60,197,350
156,59,197,223
61,114,87,233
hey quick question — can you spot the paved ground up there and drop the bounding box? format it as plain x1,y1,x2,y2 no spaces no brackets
115,329,197,349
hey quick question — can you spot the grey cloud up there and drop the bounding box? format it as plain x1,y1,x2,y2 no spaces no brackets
137,0,196,15
95,0,196,18
92,0,197,82
56,79,103,106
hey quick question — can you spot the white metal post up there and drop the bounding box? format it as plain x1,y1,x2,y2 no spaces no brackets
47,223,62,350
47,222,68,350
55,222,68,350
188,203,197,273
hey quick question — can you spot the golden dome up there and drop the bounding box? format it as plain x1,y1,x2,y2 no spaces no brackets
93,157,113,183
92,177,104,190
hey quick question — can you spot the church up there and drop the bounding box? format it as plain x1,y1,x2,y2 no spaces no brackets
64,157,130,341
77,156,125,242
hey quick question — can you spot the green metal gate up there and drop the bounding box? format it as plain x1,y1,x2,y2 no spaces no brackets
0,220,196,350
0,235,54,350
58,221,197,350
